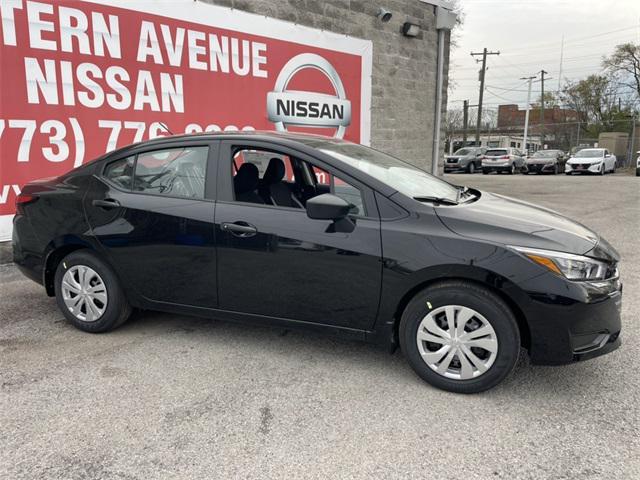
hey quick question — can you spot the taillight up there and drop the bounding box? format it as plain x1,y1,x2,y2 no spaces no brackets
15,193,37,207
501,155,510,159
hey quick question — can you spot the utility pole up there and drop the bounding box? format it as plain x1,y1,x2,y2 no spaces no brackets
539,69,549,147
521,76,536,155
462,100,469,145
471,48,500,147
628,110,636,167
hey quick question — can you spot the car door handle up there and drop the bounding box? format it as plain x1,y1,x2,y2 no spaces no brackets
92,198,121,209
221,222,257,237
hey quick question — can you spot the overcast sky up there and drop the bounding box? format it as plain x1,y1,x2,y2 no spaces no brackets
449,0,640,111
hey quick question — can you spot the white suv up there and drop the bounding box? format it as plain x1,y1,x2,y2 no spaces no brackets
565,148,616,175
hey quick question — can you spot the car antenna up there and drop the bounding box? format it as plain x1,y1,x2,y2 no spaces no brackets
159,122,174,135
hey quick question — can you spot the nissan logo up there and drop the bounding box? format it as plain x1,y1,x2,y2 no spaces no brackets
267,53,352,138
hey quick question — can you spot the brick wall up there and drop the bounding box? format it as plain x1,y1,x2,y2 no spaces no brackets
203,0,449,172
498,104,579,130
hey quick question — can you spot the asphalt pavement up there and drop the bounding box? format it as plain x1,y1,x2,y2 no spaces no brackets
1,172,638,479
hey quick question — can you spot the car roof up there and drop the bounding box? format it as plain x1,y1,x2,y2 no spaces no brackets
124,130,351,148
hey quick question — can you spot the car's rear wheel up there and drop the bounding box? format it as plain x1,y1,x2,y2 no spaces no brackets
482,169,489,175
507,164,516,175
54,250,131,333
399,281,520,393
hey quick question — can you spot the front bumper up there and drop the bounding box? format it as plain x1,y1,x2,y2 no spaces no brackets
566,162,601,174
508,273,622,365
526,162,556,173
444,160,468,172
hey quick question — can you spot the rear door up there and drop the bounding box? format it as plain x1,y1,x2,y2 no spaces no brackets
84,141,219,308
214,140,382,330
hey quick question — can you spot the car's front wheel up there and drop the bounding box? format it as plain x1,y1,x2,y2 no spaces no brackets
54,250,132,333
467,162,476,174
399,281,520,393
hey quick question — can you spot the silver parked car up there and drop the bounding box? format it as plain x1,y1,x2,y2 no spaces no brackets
482,148,526,175
444,147,486,174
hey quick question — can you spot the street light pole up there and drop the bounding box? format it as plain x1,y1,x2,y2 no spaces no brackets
521,76,536,155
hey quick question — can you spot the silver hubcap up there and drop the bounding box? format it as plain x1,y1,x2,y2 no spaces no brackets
61,265,108,322
416,305,498,380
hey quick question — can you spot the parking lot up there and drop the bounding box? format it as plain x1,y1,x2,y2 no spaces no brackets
1,172,638,479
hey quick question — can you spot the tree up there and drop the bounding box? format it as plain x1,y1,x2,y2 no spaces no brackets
603,43,640,101
560,75,627,137
533,92,558,108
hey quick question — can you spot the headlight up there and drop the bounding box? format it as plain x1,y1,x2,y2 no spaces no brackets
511,246,611,281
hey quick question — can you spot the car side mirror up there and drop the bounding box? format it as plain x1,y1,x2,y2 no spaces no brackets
306,194,355,233
605,154,611,158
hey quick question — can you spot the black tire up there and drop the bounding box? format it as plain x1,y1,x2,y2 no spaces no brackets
482,169,489,175
54,250,132,333
399,281,520,394
600,164,605,175
507,164,515,175
467,162,476,174
553,164,558,175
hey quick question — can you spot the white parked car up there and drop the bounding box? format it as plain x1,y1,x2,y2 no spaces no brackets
565,148,616,175
636,151,639,176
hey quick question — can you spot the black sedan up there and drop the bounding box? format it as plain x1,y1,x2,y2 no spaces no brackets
525,149,565,174
12,132,622,393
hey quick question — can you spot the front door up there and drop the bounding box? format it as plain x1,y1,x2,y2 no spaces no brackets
84,142,218,308
214,141,382,330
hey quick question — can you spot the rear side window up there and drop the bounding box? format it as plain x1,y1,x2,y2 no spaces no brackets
103,155,134,189
134,146,208,199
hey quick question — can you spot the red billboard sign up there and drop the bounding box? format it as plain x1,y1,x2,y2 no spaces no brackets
0,0,372,240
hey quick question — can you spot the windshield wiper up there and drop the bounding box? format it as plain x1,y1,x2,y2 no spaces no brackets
413,196,459,206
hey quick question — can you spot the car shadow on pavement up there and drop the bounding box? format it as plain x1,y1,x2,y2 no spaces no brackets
115,309,616,397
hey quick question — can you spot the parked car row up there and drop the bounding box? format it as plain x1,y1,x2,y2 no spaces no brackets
445,147,621,176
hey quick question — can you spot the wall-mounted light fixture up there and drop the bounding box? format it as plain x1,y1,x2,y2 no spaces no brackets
377,8,393,23
402,22,421,37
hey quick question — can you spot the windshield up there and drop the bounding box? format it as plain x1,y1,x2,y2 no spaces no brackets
532,151,557,158
575,149,604,158
453,148,473,156
314,142,461,202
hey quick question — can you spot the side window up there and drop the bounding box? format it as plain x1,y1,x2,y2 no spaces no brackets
134,146,208,199
229,146,365,215
103,155,134,189
232,149,299,206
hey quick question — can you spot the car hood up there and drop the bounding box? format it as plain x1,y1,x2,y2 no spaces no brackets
434,191,603,255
